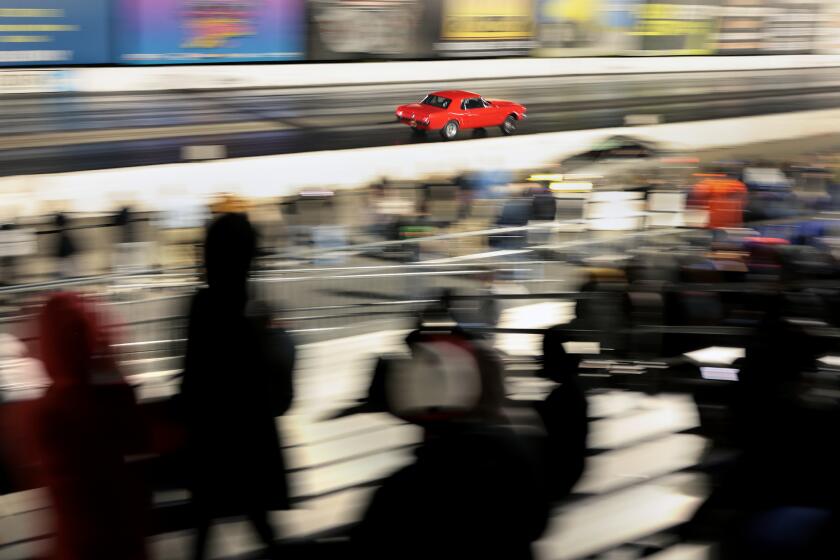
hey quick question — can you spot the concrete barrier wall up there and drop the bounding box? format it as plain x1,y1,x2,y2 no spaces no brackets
6,55,840,95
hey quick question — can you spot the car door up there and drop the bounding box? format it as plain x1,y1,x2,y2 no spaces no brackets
460,97,487,129
478,97,503,127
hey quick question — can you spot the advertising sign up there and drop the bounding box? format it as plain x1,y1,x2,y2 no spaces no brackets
0,69,72,92
535,0,642,56
117,0,305,64
630,1,718,55
713,0,764,54
819,1,840,54
435,0,536,56
308,0,433,60
0,0,110,66
762,1,820,54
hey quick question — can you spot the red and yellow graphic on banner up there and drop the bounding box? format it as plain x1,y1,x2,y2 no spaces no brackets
182,0,257,50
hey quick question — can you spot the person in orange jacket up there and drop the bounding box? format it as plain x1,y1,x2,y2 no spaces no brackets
690,174,748,229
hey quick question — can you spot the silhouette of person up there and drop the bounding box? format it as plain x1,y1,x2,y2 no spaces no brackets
53,212,78,279
0,221,20,285
179,213,294,560
113,206,135,245
353,338,549,560
686,295,840,557
112,206,139,273
536,325,588,500
33,293,148,560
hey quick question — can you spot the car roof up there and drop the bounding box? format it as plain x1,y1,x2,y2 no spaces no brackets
431,90,480,100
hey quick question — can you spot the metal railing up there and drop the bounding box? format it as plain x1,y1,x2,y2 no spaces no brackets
3,209,840,374
4,208,835,299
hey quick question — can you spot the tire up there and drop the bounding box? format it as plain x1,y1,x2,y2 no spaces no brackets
440,120,459,140
501,115,517,136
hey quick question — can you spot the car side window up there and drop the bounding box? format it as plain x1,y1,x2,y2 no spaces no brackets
463,98,483,110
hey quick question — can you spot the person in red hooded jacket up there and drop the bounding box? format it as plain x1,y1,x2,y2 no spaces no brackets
34,292,148,560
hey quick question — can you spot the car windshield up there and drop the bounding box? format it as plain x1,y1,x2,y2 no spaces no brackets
421,95,451,109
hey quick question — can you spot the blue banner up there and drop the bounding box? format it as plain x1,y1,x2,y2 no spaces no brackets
116,0,305,64
0,0,110,66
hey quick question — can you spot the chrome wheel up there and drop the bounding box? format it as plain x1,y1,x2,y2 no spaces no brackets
441,121,459,140
501,116,517,135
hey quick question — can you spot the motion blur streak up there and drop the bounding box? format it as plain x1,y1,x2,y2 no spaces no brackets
4,2,840,557
2,66,840,176
2,124,840,558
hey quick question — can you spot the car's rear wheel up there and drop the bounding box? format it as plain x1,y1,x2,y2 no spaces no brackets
501,115,517,136
441,120,459,140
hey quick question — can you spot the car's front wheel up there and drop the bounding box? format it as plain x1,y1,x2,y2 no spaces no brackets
501,115,517,136
440,120,459,140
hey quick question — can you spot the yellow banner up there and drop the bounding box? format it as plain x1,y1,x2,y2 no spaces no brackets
442,0,535,40
629,2,717,54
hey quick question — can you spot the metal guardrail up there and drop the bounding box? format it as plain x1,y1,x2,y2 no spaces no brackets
5,283,840,389
279,211,840,262
0,269,199,295
0,221,550,296
2,210,840,360
280,221,571,259
2,209,835,297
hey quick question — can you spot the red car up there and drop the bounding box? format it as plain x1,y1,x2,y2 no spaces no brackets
395,90,527,140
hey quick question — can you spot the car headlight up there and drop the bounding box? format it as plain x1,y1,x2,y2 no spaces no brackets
397,111,403,117
422,116,430,124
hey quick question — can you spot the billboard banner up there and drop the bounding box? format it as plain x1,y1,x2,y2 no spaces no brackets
714,0,764,55
0,68,72,92
761,1,820,54
716,0,821,55
819,1,840,54
116,0,305,64
434,0,537,57
307,0,435,60
0,0,110,66
534,0,642,56
629,1,719,55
